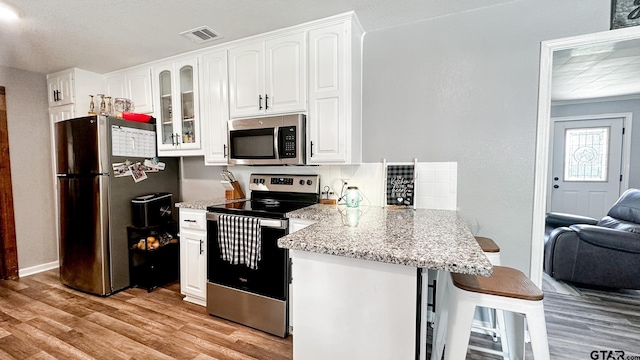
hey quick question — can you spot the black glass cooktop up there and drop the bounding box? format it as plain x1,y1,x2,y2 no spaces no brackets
207,199,315,219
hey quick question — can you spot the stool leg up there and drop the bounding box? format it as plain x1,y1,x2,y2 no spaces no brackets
431,271,449,360
443,288,476,360
495,309,510,360
524,305,550,360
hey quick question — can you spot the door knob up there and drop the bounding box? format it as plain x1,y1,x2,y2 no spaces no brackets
553,185,559,189
554,177,559,181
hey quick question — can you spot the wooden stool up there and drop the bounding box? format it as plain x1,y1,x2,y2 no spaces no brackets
472,236,506,344
432,236,508,360
475,236,501,265
443,266,549,360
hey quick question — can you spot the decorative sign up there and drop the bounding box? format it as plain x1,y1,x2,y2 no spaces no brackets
386,165,415,206
611,0,640,29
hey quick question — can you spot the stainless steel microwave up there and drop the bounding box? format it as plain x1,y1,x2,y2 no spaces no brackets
227,114,306,165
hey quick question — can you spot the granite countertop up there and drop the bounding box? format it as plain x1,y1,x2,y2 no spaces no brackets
279,204,493,276
175,197,246,210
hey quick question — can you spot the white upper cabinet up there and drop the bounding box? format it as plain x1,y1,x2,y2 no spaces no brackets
47,70,74,107
229,31,306,118
153,57,202,156
49,104,75,124
307,16,363,164
47,68,104,117
199,48,230,165
104,66,154,114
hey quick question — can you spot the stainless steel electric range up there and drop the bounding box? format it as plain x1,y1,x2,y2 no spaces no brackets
206,173,320,337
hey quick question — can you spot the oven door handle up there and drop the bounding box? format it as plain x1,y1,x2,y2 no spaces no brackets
206,212,288,230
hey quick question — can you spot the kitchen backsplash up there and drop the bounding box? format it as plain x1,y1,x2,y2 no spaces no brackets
179,159,457,210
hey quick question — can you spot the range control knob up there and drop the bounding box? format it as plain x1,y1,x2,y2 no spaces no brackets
260,178,265,184
299,179,305,185
307,180,313,186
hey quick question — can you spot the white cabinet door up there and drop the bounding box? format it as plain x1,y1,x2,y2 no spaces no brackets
49,104,75,123
105,67,153,114
104,73,127,100
229,31,306,118
180,229,207,306
200,49,230,165
47,70,74,107
179,208,207,306
153,62,178,151
126,67,154,114
308,23,347,163
307,19,363,164
229,41,264,118
153,58,202,156
265,32,307,114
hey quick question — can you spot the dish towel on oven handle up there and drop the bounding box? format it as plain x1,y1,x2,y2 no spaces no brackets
217,214,262,270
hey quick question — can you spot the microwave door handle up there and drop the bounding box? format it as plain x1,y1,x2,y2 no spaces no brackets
273,127,280,159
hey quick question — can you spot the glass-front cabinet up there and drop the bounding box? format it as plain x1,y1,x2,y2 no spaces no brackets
153,57,202,156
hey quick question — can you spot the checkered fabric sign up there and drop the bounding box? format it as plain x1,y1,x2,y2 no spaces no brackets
386,165,415,206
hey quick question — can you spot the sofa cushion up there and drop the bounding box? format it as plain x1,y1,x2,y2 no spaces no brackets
607,189,640,224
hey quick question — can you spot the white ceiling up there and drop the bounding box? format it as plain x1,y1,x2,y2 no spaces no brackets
0,0,514,75
3,0,638,102
552,38,640,102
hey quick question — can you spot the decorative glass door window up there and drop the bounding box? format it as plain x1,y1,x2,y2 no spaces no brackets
159,70,173,145
180,65,195,144
563,126,610,182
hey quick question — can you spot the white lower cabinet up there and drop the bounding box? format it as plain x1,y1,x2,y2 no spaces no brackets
179,208,207,306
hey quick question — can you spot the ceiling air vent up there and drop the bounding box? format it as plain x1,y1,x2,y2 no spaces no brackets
180,26,222,44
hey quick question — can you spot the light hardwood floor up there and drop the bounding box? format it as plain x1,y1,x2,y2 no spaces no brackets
0,270,291,359
1,270,640,359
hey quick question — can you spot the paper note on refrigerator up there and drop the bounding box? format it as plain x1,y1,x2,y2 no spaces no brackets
111,125,156,158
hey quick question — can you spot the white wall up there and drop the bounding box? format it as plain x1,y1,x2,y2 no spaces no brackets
361,0,610,272
0,66,58,272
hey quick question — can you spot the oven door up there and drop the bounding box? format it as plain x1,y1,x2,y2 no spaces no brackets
206,212,290,300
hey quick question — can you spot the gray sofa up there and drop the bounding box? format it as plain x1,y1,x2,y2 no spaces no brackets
544,188,640,290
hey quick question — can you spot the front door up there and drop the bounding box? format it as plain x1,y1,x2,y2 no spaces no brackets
550,116,624,219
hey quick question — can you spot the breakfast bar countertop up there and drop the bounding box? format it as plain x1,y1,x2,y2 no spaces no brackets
280,204,493,276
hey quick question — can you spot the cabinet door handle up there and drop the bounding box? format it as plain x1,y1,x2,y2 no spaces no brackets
265,94,269,110
53,90,58,102
223,144,227,158
258,95,263,110
175,133,180,145
184,219,197,223
199,239,204,254
310,141,314,157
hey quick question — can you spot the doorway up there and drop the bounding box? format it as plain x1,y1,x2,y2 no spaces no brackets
532,26,640,287
0,86,19,280
549,115,629,219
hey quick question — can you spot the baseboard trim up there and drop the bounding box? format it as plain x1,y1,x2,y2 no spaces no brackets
19,261,59,278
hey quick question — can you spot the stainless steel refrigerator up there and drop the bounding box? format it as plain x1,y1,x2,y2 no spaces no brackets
55,115,179,296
